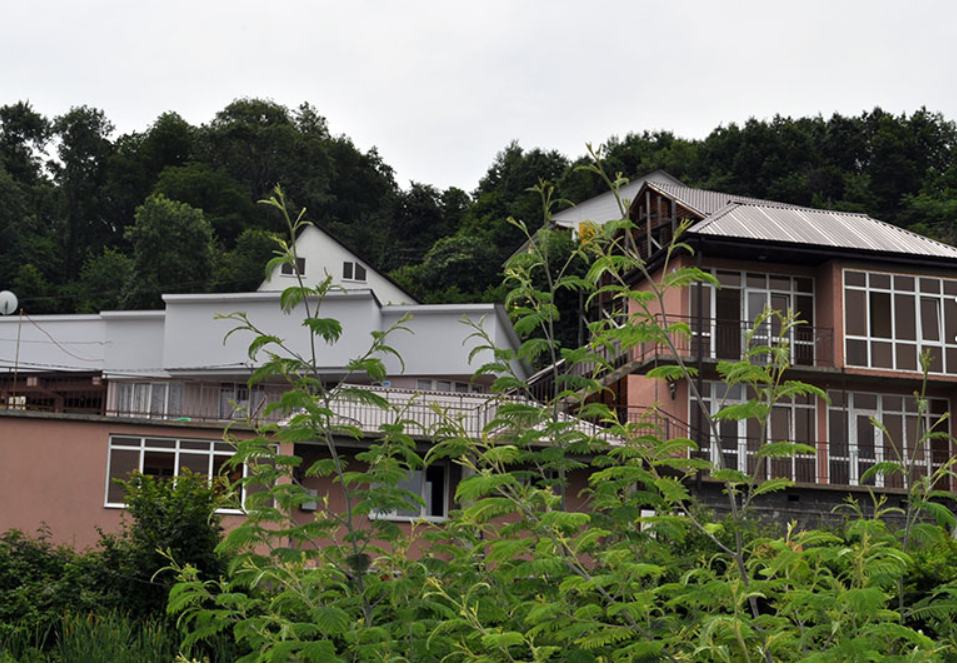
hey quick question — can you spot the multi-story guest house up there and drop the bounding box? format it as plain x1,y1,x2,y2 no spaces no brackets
530,177,957,520
0,225,529,546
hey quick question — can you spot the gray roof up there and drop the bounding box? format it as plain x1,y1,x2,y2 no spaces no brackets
689,202,957,259
643,181,784,216
551,169,684,229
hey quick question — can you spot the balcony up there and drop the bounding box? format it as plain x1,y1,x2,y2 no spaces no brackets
528,315,835,402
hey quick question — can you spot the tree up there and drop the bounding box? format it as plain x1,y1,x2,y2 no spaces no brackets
73,248,134,313
122,194,213,309
0,101,51,184
152,162,256,244
51,106,115,280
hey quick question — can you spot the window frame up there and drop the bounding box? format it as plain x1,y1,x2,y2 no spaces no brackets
342,260,367,283
369,462,451,523
842,269,957,374
281,257,306,276
104,435,248,514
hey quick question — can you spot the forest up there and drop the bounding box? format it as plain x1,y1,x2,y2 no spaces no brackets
1,99,956,314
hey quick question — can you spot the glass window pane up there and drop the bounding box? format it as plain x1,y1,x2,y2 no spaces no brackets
416,379,432,390
342,262,353,279
921,298,942,342
394,470,424,517
896,344,917,371
945,280,957,296
142,451,175,479
795,277,813,293
854,393,877,410
925,346,944,373
144,438,175,450
149,384,166,417
894,294,916,340
111,435,141,447
845,290,866,336
871,341,892,368
869,273,891,289
179,452,210,477
746,273,766,289
845,271,866,287
425,465,446,517
769,275,790,291
355,264,367,281
895,275,915,292
869,292,892,338
435,381,452,392
716,270,740,287
107,449,141,504
921,278,941,294
846,339,867,366
168,382,184,417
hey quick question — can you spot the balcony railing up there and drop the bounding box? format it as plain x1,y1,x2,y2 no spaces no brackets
528,315,834,402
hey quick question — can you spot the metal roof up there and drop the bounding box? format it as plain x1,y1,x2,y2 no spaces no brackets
689,202,957,259
551,169,685,229
643,181,784,216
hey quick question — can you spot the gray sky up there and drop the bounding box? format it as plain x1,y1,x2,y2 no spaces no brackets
4,0,957,192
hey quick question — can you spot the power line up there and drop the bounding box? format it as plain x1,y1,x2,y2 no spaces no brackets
20,312,104,362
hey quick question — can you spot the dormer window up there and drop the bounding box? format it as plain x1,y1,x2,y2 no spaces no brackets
343,261,367,282
281,257,306,276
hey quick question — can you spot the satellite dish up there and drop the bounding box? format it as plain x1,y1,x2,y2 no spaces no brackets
0,291,18,316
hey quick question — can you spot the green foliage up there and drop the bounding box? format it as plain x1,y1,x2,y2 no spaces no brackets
122,193,214,309
97,471,228,616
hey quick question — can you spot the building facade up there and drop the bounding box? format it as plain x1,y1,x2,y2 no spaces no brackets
0,225,528,547
530,178,957,523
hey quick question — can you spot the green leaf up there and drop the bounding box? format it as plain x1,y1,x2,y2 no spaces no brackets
303,317,342,344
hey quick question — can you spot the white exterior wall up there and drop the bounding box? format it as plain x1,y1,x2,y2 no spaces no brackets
0,315,105,373
101,312,166,376
162,292,383,373
0,295,526,382
258,226,415,306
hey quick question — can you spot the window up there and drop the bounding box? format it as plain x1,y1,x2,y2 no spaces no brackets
416,379,485,393
843,269,957,373
690,380,817,483
113,381,184,419
693,270,815,363
343,261,367,282
827,392,949,487
281,257,306,276
105,435,248,512
372,464,449,521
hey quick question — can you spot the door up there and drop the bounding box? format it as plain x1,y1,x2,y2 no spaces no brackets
851,409,880,486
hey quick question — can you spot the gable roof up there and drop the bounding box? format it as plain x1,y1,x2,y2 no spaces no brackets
551,169,685,229
258,225,417,305
688,201,957,260
642,181,786,217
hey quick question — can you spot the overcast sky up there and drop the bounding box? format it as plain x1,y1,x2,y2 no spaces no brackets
4,0,957,192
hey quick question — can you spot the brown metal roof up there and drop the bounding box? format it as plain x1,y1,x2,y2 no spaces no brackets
689,202,957,259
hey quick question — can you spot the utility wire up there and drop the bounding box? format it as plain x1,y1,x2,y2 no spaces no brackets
19,312,104,362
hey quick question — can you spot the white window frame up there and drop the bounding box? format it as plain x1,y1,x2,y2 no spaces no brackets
827,392,946,487
104,435,248,514
696,269,815,362
842,268,957,375
281,257,306,276
342,260,367,283
370,462,450,523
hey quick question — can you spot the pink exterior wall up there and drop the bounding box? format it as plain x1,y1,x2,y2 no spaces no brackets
0,413,253,549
